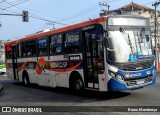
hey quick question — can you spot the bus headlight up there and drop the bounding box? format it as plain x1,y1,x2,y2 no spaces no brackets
108,70,123,80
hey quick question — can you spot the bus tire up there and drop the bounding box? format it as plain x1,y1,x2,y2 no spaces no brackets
73,78,84,91
70,73,84,92
22,72,30,85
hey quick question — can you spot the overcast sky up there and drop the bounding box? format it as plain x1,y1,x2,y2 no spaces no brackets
0,0,158,40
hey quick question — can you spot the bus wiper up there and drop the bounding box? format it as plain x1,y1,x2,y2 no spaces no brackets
137,33,142,53
119,28,133,54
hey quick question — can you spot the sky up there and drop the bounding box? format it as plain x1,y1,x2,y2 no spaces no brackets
0,0,158,40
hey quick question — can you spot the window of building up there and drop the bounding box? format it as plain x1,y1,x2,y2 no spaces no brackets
38,38,47,56
50,34,63,55
65,30,80,54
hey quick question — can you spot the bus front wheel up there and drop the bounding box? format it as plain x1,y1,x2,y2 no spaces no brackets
71,77,84,91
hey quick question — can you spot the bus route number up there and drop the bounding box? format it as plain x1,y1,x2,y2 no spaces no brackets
69,55,80,61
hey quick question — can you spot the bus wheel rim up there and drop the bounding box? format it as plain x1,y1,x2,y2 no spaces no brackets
75,79,83,90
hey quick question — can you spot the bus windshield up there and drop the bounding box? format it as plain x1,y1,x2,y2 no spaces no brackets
106,28,153,63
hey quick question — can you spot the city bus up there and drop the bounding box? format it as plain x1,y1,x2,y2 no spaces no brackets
0,40,6,74
5,15,156,92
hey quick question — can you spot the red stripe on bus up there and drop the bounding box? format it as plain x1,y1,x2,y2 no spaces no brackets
17,60,82,73
18,62,29,72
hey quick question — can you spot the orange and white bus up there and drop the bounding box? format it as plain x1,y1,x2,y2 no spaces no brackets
5,15,156,92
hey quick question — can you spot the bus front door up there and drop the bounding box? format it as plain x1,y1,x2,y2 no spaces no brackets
83,31,99,89
12,45,18,80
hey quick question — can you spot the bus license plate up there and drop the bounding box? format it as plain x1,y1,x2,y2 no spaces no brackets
136,80,144,85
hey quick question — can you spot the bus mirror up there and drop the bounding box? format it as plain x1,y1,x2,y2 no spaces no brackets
140,28,145,37
145,35,149,42
104,37,109,47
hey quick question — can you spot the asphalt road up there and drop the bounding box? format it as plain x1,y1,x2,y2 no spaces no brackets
0,74,160,114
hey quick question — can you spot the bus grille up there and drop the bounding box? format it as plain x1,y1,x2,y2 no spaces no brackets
125,75,153,86
120,60,153,71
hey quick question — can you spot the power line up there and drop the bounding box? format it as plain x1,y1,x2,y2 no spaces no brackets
55,0,121,22
0,1,98,25
0,0,121,26
55,3,99,22
0,0,69,25
0,0,26,9
2,0,28,10
29,15,67,26
99,1,110,16
0,3,67,26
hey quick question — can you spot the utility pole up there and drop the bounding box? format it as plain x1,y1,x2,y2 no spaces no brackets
46,22,55,29
99,2,110,16
152,1,160,70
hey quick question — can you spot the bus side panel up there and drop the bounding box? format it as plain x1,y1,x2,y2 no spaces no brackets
55,72,69,87
45,69,56,88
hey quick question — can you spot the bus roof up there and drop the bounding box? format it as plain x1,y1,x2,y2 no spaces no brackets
5,17,106,46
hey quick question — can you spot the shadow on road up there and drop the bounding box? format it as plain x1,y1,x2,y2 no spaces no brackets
14,82,131,101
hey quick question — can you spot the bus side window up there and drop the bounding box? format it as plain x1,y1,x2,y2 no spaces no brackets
38,38,47,56
20,43,26,57
50,34,63,55
26,40,36,57
65,30,79,54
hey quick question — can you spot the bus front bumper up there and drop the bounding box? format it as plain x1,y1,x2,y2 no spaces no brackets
107,75,156,91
